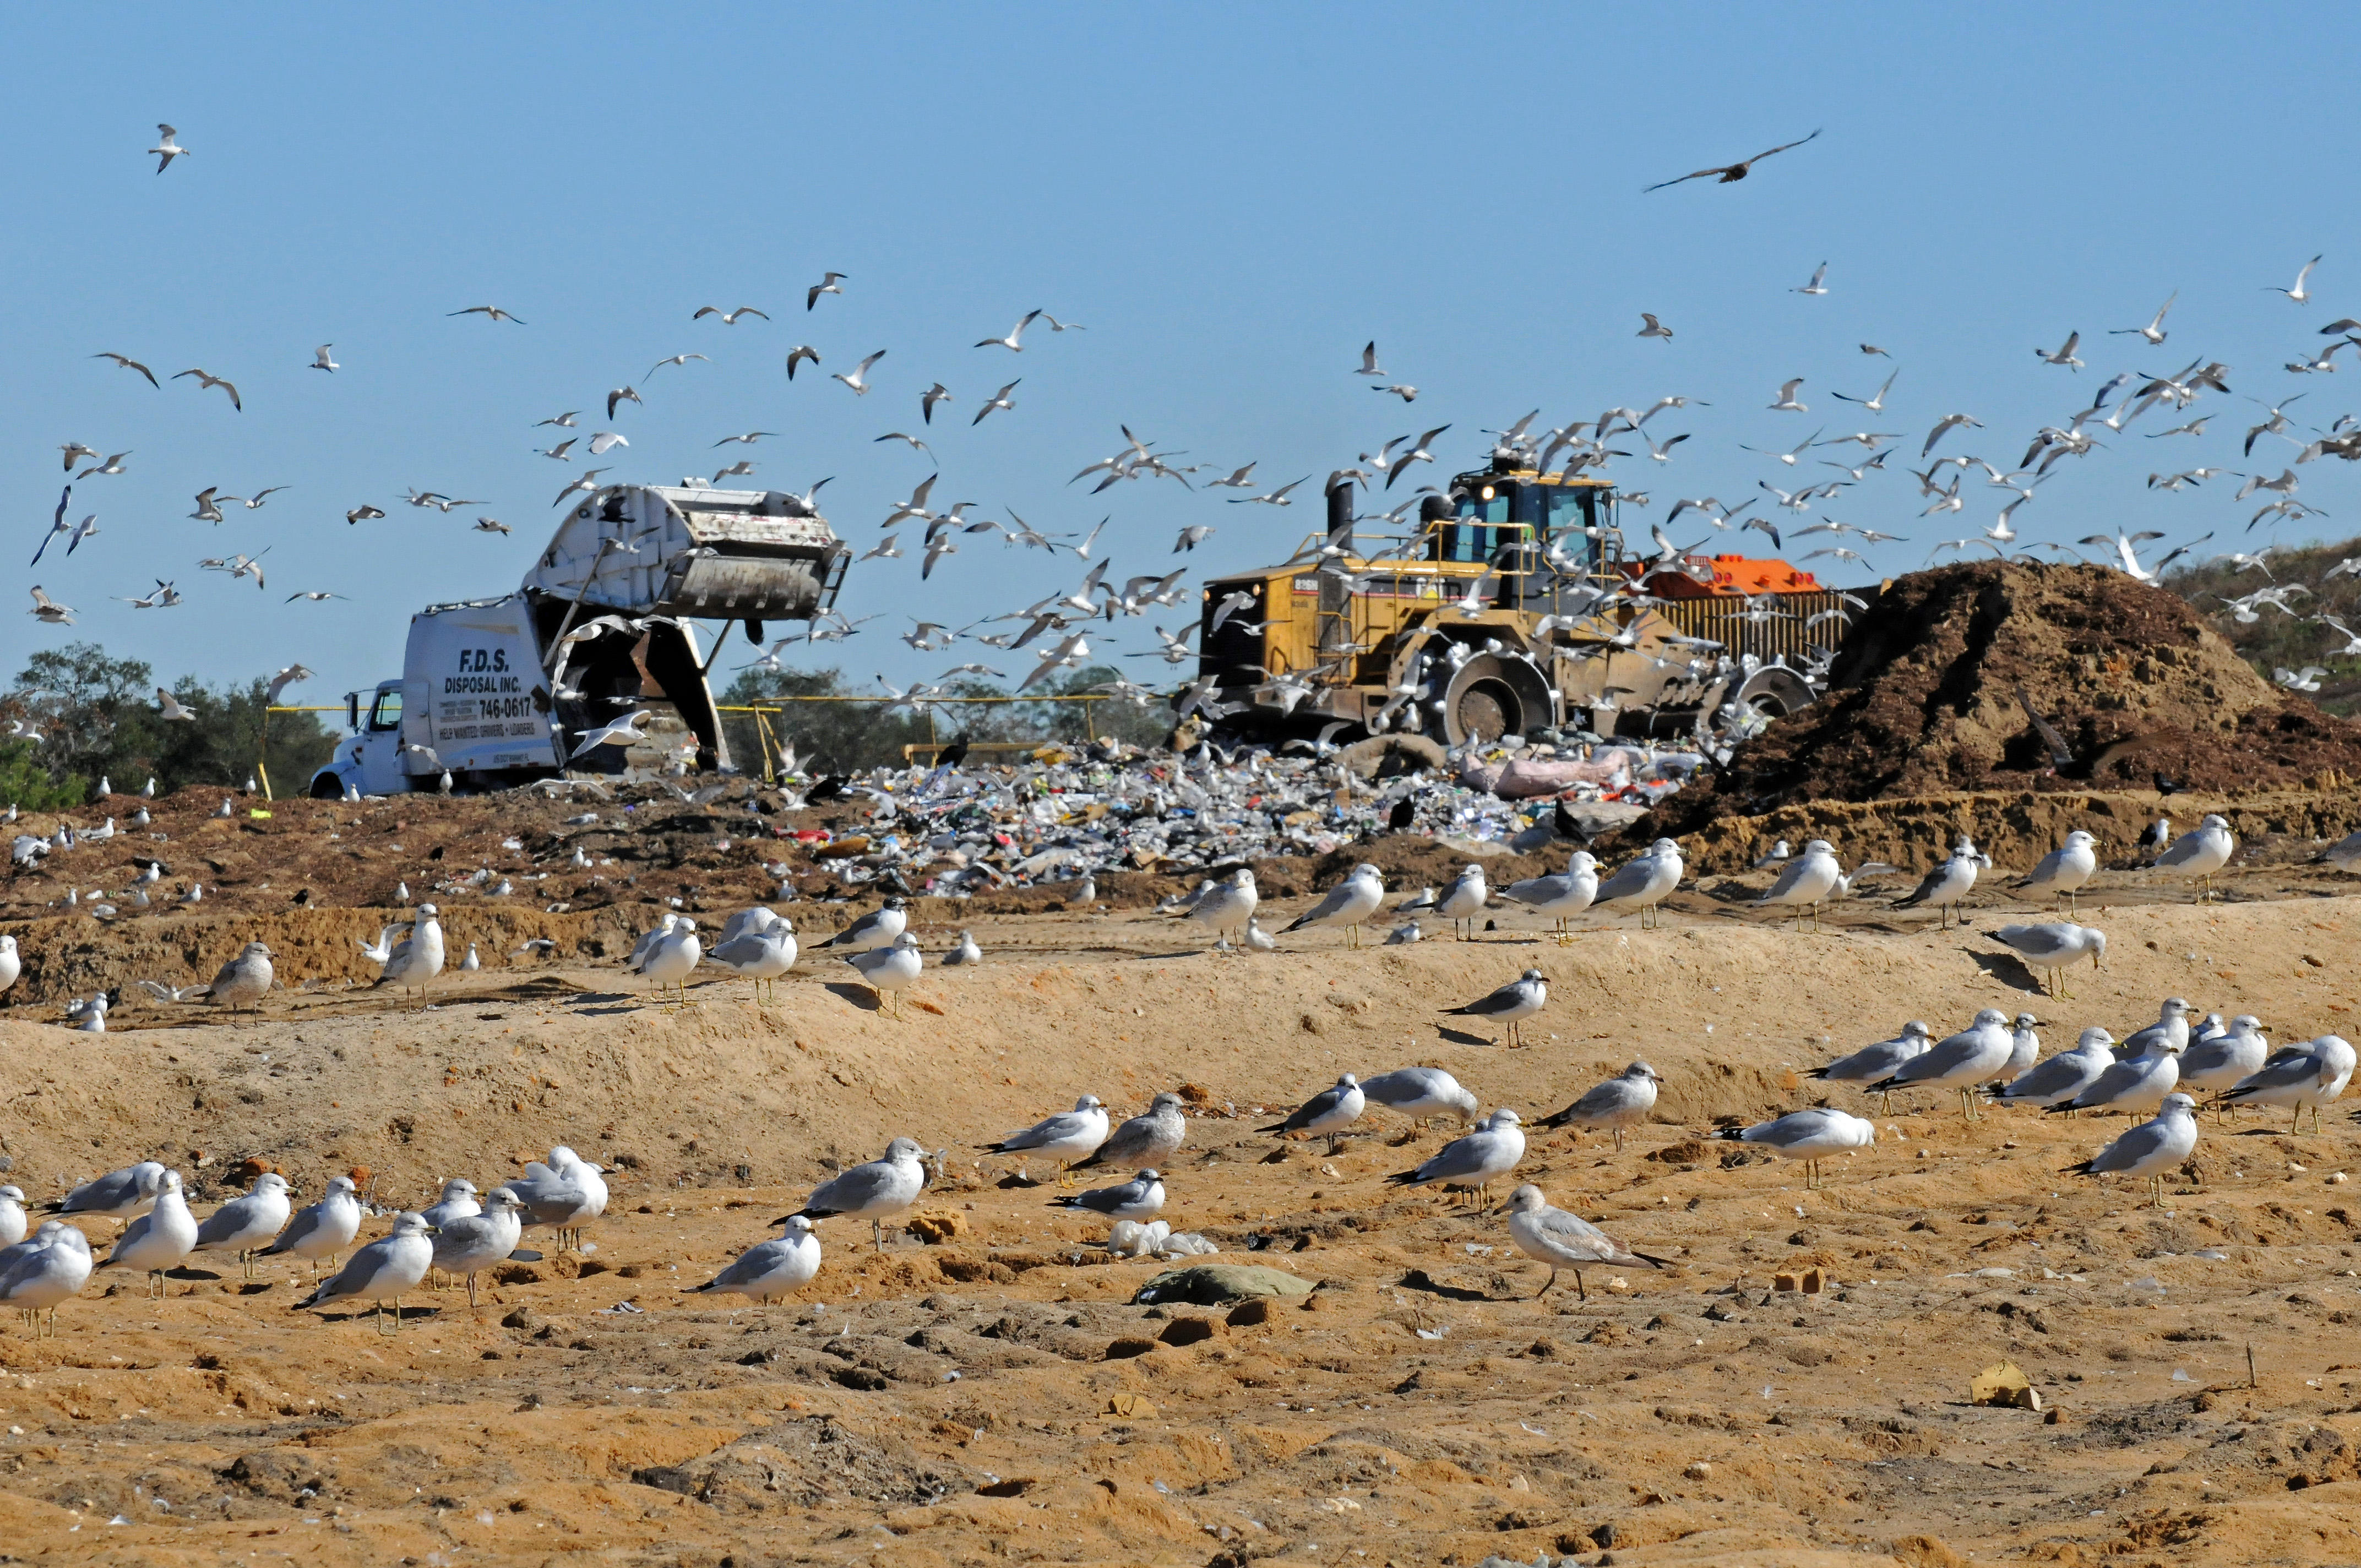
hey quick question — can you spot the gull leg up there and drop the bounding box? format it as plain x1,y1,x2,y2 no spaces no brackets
872,1218,884,1254
1613,1126,1624,1152
1535,1268,1555,1301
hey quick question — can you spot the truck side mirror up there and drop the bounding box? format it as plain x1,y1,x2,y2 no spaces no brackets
346,693,359,732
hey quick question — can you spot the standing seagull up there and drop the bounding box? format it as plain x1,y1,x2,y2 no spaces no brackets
45,1160,167,1225
497,1148,607,1252
1443,968,1548,1048
2019,830,2099,912
191,1171,292,1281
2151,814,2235,900
1072,1093,1189,1173
791,1137,929,1253
263,1175,362,1280
1497,1184,1668,1301
842,932,922,1018
1435,863,1489,940
1357,1067,1482,1128
99,1170,197,1297
1502,851,1600,934
375,904,445,998
2044,1036,2182,1119
206,941,274,1012
1178,868,1258,949
1592,839,1684,929
2219,1035,2357,1133
293,1212,436,1333
1989,922,2107,999
2064,1094,2198,1208
1717,1107,1875,1188
1259,1074,1366,1145
693,1215,822,1303
1386,1109,1526,1202
1992,1026,2117,1112
1869,1008,2016,1120
428,1189,525,1307
0,1224,94,1337
1755,839,1841,929
981,1096,1111,1181
1811,1020,1934,1110
2179,1015,2270,1113
1894,846,1978,927
821,896,909,953
1539,1061,1662,1149
1283,863,1385,947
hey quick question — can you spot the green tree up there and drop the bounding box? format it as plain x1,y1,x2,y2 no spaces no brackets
2163,536,2361,717
4,643,338,798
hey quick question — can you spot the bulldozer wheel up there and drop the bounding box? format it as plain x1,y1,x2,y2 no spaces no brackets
1731,665,1815,720
1427,650,1557,747
1455,679,1515,744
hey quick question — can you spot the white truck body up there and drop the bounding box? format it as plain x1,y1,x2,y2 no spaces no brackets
311,483,845,797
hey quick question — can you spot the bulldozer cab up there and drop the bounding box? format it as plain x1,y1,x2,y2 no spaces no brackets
1428,468,1614,612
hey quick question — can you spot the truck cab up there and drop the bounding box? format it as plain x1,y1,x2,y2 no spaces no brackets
318,681,412,797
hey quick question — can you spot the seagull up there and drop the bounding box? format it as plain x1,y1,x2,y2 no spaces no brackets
690,1215,820,1302
806,271,847,310
92,351,160,387
496,1148,607,1251
2267,255,2322,304
791,1137,927,1252
1497,1184,1667,1300
1444,968,1547,1047
842,932,923,1017
1071,1093,1188,1173
1355,341,1386,375
1893,847,1979,927
428,1188,526,1306
74,450,130,480
2036,331,2083,369
833,350,886,395
1989,922,2108,999
1384,1109,1526,1202
171,368,242,411
1539,1061,1661,1150
1792,262,1829,295
920,383,953,422
784,345,821,380
148,124,187,172
1049,1170,1166,1222
449,305,525,324
1718,1107,1875,1188
1871,1008,2016,1120
646,352,710,377
1923,413,1982,456
99,1170,197,1295
1259,1075,1366,1141
261,1175,362,1280
693,304,770,324
605,386,641,418
192,1172,293,1281
2110,292,2175,345
567,708,651,760
1499,851,1598,933
1434,863,1488,940
1755,838,1842,929
2151,813,2235,899
2064,1094,2199,1207
982,1096,1110,1178
976,309,1043,351
1644,128,1821,191
971,379,1020,424
2019,829,2100,912
1636,313,1674,341
534,411,579,427
1282,862,1385,948
1767,378,1808,413
294,1212,436,1332
2219,1034,2357,1134
1810,1021,1934,1110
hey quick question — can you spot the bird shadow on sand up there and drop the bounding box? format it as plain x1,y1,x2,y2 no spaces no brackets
315,1306,445,1326
825,983,883,1013
569,990,635,1005
1393,1267,1491,1303
1967,950,2045,994
1435,1027,1496,1048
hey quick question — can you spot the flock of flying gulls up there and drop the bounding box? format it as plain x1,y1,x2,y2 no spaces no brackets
29,122,2359,722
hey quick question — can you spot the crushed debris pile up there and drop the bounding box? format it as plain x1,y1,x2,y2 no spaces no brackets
1662,562,2361,825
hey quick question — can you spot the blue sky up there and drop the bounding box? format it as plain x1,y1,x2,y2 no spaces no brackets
3,5,2353,715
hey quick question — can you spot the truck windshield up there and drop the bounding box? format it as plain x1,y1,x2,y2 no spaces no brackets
367,691,402,731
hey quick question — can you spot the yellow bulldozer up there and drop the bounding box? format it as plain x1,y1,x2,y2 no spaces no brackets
1190,452,1857,747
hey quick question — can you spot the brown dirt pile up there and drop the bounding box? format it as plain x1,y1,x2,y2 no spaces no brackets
1664,562,2361,826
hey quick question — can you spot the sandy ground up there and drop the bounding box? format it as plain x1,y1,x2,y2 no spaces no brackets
5,863,2361,1566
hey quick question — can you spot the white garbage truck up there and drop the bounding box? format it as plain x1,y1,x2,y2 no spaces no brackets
311,482,848,796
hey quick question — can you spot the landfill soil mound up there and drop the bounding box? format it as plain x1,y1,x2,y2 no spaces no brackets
1660,561,2361,829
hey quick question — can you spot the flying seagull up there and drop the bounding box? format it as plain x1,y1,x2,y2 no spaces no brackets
92,351,160,388
1644,129,1821,192
148,124,188,173
449,305,526,324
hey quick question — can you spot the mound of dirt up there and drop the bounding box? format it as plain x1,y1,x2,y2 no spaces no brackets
1663,561,2361,824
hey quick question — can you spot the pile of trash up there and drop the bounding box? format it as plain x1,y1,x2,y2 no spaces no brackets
1658,560,2361,827
777,729,1700,900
